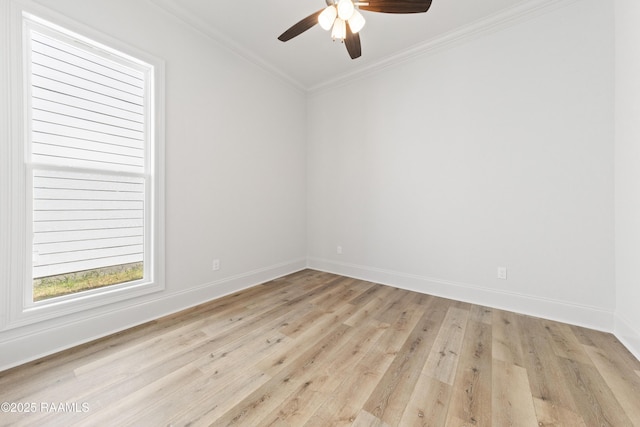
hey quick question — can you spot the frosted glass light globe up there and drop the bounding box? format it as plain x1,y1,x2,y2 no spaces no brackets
337,0,355,20
318,5,337,31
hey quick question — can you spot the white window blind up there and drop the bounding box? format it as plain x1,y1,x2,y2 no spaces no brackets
26,21,151,290
29,30,146,172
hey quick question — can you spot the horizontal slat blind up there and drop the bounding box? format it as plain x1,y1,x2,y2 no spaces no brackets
32,169,145,278
30,31,145,174
27,27,148,281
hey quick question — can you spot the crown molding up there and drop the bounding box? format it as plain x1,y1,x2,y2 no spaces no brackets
308,0,581,94
139,0,578,94
147,0,307,93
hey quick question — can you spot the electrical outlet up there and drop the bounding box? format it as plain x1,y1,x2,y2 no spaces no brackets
337,245,343,255
497,266,507,280
212,259,220,271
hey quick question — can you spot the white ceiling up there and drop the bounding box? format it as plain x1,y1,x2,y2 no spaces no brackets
150,0,542,90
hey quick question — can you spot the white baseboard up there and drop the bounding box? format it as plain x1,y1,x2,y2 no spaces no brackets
307,257,615,333
614,314,640,361
0,258,307,372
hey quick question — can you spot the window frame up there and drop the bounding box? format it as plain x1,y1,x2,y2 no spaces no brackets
2,5,165,329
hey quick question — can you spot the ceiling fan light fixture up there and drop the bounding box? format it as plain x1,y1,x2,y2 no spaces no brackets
278,0,434,60
331,18,346,41
337,0,355,20
347,10,365,34
318,5,337,31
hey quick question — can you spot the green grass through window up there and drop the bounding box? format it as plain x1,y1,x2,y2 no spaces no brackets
33,262,143,302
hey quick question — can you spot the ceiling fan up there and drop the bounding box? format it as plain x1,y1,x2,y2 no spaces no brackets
278,0,433,60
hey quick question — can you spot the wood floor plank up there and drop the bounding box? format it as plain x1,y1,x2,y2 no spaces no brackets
374,287,418,325
258,302,357,377
362,299,448,426
445,319,493,426
73,322,207,377
543,320,593,365
166,368,271,426
127,334,279,427
209,322,362,426
351,410,391,427
66,332,245,423
398,374,451,427
348,280,385,306
492,309,525,367
532,397,587,427
558,357,635,426
517,315,583,425
6,328,214,426
162,369,270,426
55,287,307,417
491,359,539,427
256,322,387,426
303,306,424,427
196,330,289,378
423,306,469,385
278,305,326,338
305,276,357,308
0,286,264,400
1,270,639,426
343,285,395,327
574,326,640,372
469,304,493,325
583,343,640,426
69,363,205,427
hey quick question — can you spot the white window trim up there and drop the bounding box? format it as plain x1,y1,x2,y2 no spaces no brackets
2,2,165,330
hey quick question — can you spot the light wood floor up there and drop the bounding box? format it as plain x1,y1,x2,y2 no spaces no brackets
1,269,639,426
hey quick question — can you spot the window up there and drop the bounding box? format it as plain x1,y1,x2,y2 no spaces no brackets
3,11,164,326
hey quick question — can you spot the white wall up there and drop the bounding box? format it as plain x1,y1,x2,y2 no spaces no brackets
614,0,640,359
307,0,616,330
0,0,307,370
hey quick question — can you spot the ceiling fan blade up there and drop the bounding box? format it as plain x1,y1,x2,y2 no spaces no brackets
344,26,361,59
278,9,324,42
359,0,432,14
